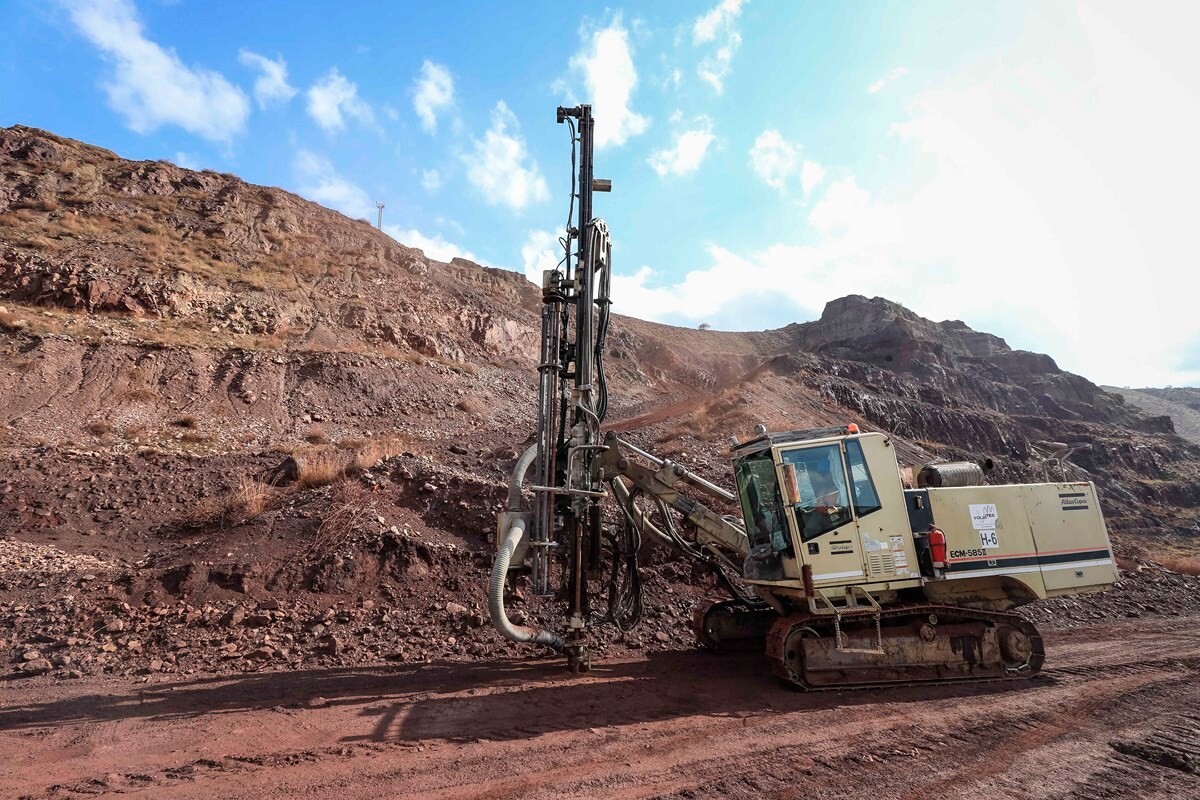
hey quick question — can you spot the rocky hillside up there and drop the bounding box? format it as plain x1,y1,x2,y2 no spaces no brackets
2,124,1199,679
1108,386,1200,445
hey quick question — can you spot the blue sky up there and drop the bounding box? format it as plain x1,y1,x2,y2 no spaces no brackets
1,1,1198,387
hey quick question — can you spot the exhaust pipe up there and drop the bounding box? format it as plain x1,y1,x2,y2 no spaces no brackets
489,516,563,650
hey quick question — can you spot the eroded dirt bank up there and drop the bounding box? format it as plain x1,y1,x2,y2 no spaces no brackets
3,615,1198,800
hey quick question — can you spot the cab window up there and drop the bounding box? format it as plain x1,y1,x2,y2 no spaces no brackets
844,439,882,518
782,445,851,540
734,454,790,555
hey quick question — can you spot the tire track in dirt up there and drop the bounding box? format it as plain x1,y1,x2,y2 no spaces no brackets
5,617,1200,800
605,360,779,433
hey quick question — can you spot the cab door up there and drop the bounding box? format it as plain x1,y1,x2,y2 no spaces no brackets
776,442,867,587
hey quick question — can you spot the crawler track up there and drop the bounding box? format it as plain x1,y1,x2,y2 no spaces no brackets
766,603,1045,690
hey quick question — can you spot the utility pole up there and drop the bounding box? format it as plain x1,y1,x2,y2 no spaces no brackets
375,202,385,230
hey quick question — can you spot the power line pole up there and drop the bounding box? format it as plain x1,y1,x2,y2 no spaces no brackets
375,202,385,230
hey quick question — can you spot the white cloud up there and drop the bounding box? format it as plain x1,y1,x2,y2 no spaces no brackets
521,229,562,283
412,60,454,133
648,119,715,177
693,0,745,44
421,168,442,192
293,150,371,218
306,68,375,132
63,0,249,142
462,101,549,211
801,161,827,197
568,16,650,149
173,151,200,170
609,2,1200,386
384,225,477,263
436,217,465,236
692,0,747,94
238,49,296,108
867,66,909,95
749,129,824,196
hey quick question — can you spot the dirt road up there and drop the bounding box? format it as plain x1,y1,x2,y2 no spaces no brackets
3,616,1199,800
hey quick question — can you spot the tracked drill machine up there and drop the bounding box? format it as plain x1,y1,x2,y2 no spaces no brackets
489,105,1118,688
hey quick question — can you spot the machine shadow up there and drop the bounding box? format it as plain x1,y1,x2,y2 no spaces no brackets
0,656,568,731
365,649,1033,744
1,649,1034,741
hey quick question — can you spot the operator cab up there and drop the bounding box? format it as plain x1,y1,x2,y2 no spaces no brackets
731,425,919,592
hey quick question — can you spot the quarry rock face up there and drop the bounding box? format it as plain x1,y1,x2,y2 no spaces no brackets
0,124,1198,681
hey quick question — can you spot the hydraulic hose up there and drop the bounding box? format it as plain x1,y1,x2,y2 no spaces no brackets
489,516,564,650
507,443,539,511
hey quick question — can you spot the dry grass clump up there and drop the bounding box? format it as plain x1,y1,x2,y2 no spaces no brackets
180,430,212,444
0,310,29,332
349,436,405,472
455,397,487,415
313,481,376,546
13,357,38,372
171,415,198,428
85,420,113,437
12,198,58,213
120,387,158,402
305,425,328,444
290,436,406,488
182,476,277,528
1160,556,1200,577
295,448,345,488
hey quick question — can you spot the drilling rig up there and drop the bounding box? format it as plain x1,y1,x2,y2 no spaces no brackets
488,105,1118,689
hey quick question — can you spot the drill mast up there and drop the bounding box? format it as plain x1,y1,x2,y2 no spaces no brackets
530,105,613,670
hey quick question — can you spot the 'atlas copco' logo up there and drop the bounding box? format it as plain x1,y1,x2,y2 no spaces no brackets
1059,492,1090,512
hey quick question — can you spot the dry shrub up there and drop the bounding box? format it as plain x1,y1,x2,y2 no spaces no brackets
180,430,211,444
292,436,405,488
85,420,113,437
182,476,277,528
121,387,157,401
172,415,198,428
12,198,57,212
123,424,147,441
295,447,345,488
305,425,328,444
349,436,405,472
0,310,28,332
1160,556,1200,577
308,481,376,555
455,397,487,415
51,213,104,236
13,358,37,372
234,477,274,517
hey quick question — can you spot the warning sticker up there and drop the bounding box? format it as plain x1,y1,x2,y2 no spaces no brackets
969,503,998,530
889,535,905,550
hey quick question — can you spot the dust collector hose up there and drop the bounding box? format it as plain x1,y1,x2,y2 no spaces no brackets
489,516,564,650
507,444,539,511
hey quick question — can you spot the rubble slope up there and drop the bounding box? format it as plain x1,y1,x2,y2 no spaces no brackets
2,125,1198,681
